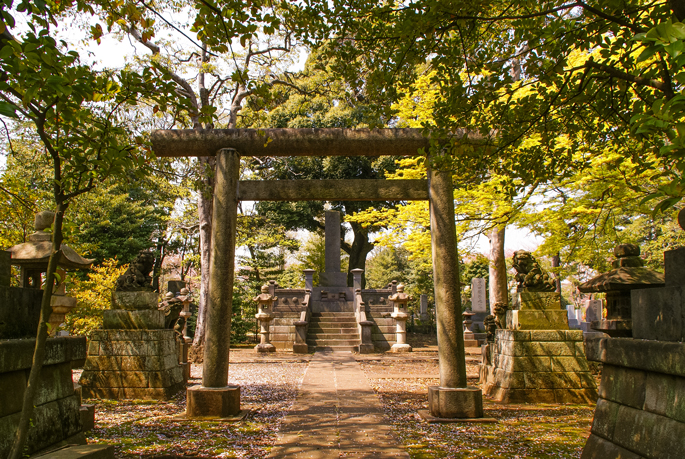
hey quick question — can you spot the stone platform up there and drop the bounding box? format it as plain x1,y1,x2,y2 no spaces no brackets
481,329,598,404
80,330,185,399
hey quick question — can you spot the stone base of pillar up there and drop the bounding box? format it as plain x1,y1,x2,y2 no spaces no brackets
390,343,412,352
255,343,276,353
428,386,484,418
359,343,374,354
186,385,241,418
292,343,309,354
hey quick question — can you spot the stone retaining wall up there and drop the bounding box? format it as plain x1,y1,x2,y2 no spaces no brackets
0,336,89,458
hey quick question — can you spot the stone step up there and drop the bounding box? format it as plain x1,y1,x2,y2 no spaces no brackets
311,312,356,318
308,345,357,352
308,326,359,334
310,318,358,324
309,333,360,340
307,339,360,346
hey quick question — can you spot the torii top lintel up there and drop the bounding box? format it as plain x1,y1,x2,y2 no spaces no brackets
150,128,433,157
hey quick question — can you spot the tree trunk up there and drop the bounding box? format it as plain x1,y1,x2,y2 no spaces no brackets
345,221,374,288
9,202,67,459
191,156,215,361
488,226,509,315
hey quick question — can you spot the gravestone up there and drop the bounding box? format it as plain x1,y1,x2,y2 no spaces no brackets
419,294,429,321
319,211,347,287
567,305,581,329
583,299,602,323
471,278,487,312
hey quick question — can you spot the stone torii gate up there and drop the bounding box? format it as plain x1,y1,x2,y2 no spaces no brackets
151,128,484,420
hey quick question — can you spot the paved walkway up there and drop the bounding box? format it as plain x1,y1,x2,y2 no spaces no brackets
268,352,410,458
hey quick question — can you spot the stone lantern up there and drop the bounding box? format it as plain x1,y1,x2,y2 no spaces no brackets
178,287,193,342
254,284,277,352
7,211,93,335
388,283,412,352
578,244,664,337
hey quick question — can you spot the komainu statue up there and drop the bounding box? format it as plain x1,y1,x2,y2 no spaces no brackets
115,251,155,291
512,250,556,292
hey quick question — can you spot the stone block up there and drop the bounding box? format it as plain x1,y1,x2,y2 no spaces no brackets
80,404,95,431
518,291,561,310
632,286,683,342
553,388,597,404
427,386,483,418
102,309,165,330
591,338,685,378
498,340,577,357
492,369,525,389
80,370,149,388
186,385,241,418
644,372,685,423
148,366,184,388
529,330,567,341
612,404,685,459
580,434,645,459
506,309,569,330
496,355,553,372
32,444,115,459
551,356,590,372
495,329,531,341
524,371,583,389
0,251,9,287
590,398,620,440
0,336,85,373
319,272,348,288
84,354,178,372
111,291,159,310
98,340,149,357
82,384,184,400
665,247,685,288
0,370,26,416
599,365,646,409
34,362,75,406
0,286,42,339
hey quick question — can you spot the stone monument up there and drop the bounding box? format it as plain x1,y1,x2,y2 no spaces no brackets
582,240,685,458
319,210,348,287
480,250,597,404
471,278,487,312
80,251,185,399
419,294,429,321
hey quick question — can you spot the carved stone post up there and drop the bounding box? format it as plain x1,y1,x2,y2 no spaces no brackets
389,284,412,352
254,284,276,353
293,288,311,354
351,269,364,292
304,269,315,291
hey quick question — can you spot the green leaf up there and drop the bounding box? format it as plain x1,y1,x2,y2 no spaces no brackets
0,102,19,118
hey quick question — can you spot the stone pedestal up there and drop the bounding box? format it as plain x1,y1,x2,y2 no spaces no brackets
80,292,185,400
186,385,241,418
480,329,598,403
481,291,597,404
428,386,484,418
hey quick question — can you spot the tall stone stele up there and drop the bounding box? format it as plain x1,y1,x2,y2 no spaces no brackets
79,251,186,399
480,250,598,404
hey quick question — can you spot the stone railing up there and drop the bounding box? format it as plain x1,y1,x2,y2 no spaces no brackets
293,289,311,353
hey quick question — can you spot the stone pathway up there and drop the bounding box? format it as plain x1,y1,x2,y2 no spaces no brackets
268,351,410,458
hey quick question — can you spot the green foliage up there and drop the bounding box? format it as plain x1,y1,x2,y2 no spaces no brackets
63,259,127,338
365,246,410,288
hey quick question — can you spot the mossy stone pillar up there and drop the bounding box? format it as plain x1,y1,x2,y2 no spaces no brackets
427,156,484,419
187,148,241,418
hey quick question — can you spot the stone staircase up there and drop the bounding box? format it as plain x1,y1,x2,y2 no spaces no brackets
307,312,360,352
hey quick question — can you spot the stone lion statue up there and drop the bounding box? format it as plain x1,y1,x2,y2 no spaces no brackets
512,250,556,292
115,251,155,291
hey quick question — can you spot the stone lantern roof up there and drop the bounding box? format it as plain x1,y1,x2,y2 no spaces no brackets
577,244,664,293
7,211,94,271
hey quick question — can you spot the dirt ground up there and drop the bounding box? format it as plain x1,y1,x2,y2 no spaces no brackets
76,343,597,459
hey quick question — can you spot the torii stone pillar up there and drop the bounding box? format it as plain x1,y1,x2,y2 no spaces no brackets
186,148,242,418
427,155,484,419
